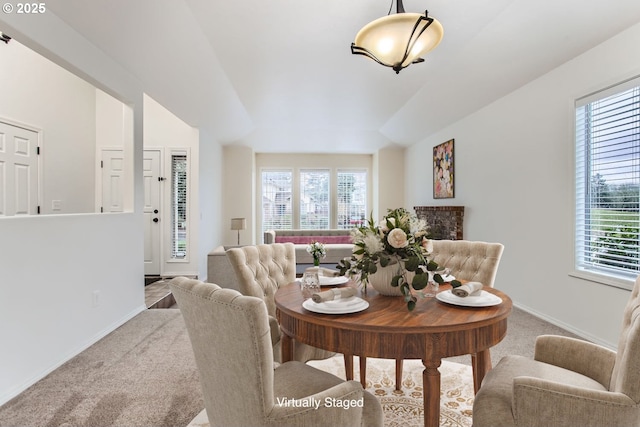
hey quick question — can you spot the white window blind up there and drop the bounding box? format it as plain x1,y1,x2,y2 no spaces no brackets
575,79,640,280
337,170,367,229
171,154,187,259
299,169,330,229
262,170,292,234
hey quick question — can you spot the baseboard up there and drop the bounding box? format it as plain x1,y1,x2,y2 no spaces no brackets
513,302,616,350
0,304,146,406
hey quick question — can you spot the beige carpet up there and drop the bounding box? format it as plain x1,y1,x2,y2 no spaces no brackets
187,355,474,427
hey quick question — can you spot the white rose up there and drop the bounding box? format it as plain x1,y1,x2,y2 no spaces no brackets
387,228,408,249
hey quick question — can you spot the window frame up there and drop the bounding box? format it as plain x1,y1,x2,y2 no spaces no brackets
572,76,640,291
259,167,369,239
336,169,368,230
261,169,294,234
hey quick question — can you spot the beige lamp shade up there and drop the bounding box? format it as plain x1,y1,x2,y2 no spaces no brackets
351,0,443,75
230,218,246,231
354,13,443,70
231,218,246,245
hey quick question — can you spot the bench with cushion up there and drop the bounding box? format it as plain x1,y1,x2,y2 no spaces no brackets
263,229,354,265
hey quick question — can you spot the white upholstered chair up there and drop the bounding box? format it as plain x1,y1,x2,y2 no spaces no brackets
430,239,504,289
356,240,505,390
472,275,640,427
226,243,335,363
170,277,383,427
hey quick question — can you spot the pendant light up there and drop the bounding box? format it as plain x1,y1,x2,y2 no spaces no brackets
351,0,443,74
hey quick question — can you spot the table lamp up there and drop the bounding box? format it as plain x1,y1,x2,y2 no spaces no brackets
230,217,246,245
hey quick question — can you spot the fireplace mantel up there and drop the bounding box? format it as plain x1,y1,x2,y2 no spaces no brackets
413,206,464,240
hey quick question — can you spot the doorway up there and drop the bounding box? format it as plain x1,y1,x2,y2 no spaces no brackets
0,120,40,216
143,149,162,276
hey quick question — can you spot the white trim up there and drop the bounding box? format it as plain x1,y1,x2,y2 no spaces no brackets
162,148,193,271
569,269,635,291
576,74,640,107
0,304,146,406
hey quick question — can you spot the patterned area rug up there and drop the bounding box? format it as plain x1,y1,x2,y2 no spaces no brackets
187,355,474,427
309,356,474,427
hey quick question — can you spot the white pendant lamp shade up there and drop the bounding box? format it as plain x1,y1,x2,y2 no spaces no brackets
355,14,443,68
351,2,443,74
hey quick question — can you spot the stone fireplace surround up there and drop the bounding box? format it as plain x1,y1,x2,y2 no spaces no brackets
414,206,464,240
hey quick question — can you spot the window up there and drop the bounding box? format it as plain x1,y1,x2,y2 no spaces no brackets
575,78,640,282
262,170,293,232
337,171,367,229
260,168,368,236
299,169,329,229
171,154,187,259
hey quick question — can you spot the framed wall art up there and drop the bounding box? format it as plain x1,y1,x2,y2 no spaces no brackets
433,139,454,199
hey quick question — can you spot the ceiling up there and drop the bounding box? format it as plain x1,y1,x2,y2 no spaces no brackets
44,0,640,154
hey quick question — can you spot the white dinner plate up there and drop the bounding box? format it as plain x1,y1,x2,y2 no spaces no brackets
436,290,502,307
302,296,369,314
319,276,349,286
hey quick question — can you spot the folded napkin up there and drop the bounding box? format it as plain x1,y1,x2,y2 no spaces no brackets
305,266,341,277
312,287,356,303
319,267,340,277
451,282,483,297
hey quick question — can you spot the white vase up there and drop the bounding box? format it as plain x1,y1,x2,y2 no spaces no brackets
368,263,414,296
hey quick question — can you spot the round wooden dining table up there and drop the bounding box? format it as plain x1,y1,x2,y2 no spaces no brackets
275,281,512,427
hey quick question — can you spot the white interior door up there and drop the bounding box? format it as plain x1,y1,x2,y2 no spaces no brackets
100,149,125,213
143,149,162,275
0,121,39,216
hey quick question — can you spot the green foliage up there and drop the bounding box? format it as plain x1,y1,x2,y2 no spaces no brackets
411,273,428,290
338,207,450,310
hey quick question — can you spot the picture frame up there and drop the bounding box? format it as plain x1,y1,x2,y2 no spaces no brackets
433,139,455,199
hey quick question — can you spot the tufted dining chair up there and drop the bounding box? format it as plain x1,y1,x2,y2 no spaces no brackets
170,277,383,427
226,243,335,363
472,275,640,427
356,240,505,391
430,240,504,289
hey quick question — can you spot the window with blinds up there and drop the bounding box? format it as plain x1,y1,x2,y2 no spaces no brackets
337,170,367,229
575,78,640,281
262,170,293,233
261,168,369,235
171,154,188,259
299,169,330,229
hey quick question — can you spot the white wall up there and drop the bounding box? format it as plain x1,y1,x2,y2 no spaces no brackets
143,94,200,277
224,145,255,245
0,13,145,405
0,39,96,214
95,88,134,212
198,128,224,281
405,23,640,349
374,147,405,218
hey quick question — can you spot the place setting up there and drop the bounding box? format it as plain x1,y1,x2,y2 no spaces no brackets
436,281,503,307
299,270,368,314
302,287,369,314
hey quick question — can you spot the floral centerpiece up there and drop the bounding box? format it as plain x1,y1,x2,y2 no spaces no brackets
307,241,327,266
338,208,460,310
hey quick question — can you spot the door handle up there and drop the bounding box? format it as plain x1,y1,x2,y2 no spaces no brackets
153,218,159,223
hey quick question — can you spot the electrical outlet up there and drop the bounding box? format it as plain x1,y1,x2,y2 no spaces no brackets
52,200,61,211
92,290,100,307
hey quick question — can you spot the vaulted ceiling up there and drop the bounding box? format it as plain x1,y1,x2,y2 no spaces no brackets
46,0,640,153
